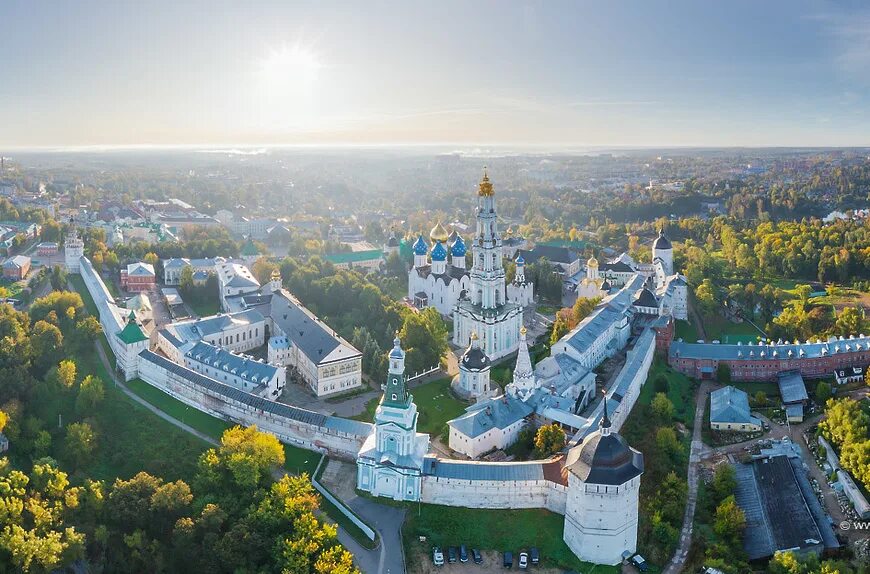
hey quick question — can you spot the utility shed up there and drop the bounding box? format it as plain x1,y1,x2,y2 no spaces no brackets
778,370,809,422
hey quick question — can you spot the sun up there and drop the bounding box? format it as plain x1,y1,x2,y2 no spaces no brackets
252,44,324,129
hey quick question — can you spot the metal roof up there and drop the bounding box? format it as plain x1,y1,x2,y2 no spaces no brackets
185,340,279,385
710,386,760,426
561,274,643,356
449,396,533,438
423,457,548,481
777,370,808,404
270,290,360,365
139,350,372,437
671,335,870,360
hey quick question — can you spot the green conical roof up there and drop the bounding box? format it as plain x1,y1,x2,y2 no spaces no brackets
241,238,259,256
118,312,148,345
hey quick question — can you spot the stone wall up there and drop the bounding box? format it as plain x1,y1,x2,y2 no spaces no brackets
137,350,371,460
420,475,567,514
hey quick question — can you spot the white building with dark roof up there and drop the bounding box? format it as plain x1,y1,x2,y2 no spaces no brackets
407,223,471,316
183,340,285,399
216,261,260,310
448,396,533,459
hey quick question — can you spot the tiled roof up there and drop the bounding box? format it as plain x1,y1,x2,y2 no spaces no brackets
448,396,532,438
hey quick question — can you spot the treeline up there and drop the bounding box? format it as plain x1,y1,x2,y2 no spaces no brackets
0,290,358,573
819,398,870,488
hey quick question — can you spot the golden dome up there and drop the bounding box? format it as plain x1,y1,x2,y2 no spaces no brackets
478,168,494,197
429,220,449,242
587,256,599,267
520,325,527,336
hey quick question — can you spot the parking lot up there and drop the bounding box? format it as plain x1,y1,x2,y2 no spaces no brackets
409,549,563,574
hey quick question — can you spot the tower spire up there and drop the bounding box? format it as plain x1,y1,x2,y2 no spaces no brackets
600,389,611,436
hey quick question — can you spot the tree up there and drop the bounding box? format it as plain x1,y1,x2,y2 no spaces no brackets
815,381,832,405
48,359,77,389
534,424,566,457
179,265,194,294
695,279,718,315
75,375,105,415
840,439,870,486
651,392,675,422
712,495,746,548
0,409,6,433
143,252,159,266
64,422,97,469
655,427,683,459
550,314,570,346
710,464,737,505
30,320,64,375
251,257,278,285
399,308,448,374
198,426,285,493
716,362,731,384
571,296,601,325
752,390,768,407
819,398,868,448
0,462,85,572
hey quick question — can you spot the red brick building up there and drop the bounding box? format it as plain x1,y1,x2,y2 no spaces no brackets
669,338,870,382
2,255,31,280
121,261,156,293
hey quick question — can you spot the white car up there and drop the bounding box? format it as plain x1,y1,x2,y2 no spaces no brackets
519,551,529,569
432,546,444,566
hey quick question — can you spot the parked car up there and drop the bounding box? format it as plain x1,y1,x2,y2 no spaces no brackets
529,547,539,564
448,546,458,564
459,545,468,563
503,551,513,568
472,548,483,564
518,551,529,569
631,554,649,572
432,546,444,566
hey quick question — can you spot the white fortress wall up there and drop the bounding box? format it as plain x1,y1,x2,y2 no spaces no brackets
137,350,371,460
420,475,567,513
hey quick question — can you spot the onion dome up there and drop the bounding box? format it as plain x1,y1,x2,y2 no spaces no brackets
587,256,598,268
431,241,447,261
451,235,467,257
412,234,428,255
478,169,494,196
430,221,449,243
565,396,643,485
389,333,405,359
461,332,491,371
653,229,672,250
448,228,459,246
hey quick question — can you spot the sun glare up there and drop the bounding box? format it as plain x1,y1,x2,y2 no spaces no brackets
253,45,324,129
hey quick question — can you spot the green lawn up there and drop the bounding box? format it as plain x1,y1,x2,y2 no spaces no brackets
403,503,618,574
674,319,699,342
186,296,221,318
69,274,98,316
702,315,763,344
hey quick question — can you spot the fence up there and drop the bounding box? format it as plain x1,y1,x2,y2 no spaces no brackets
407,364,441,383
311,455,377,542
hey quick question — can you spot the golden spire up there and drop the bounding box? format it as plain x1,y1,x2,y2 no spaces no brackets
478,167,494,197
520,325,527,336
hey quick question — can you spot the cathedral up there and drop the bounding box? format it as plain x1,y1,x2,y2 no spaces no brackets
452,171,526,361
407,222,471,316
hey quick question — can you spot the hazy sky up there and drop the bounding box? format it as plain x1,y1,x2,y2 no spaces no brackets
4,0,870,148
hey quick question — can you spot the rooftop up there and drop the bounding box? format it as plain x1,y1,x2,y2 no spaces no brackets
449,396,533,439
270,290,361,365
710,386,760,426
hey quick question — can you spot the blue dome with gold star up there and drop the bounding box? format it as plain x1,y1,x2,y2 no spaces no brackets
412,234,428,255
431,241,447,261
451,235,466,257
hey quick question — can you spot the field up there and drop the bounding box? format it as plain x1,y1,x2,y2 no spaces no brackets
186,296,221,318
674,319,699,342
701,314,763,344
403,503,618,574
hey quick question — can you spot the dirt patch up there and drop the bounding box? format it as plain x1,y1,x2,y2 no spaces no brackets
407,546,562,574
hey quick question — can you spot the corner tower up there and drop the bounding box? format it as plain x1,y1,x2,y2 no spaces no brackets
562,397,643,565
65,226,84,274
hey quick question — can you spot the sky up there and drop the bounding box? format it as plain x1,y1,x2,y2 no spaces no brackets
4,0,870,149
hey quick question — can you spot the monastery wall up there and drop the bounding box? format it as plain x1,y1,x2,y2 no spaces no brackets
420,476,567,514
137,351,370,460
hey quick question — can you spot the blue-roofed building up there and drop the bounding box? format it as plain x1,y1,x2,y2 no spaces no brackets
183,340,285,398
710,386,762,432
448,396,533,459
408,224,473,316
778,370,808,422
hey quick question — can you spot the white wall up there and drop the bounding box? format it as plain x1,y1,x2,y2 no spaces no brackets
421,475,567,514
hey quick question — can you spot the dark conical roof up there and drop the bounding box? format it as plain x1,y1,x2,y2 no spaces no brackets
565,431,643,486
653,229,672,250
461,346,490,371
633,287,659,308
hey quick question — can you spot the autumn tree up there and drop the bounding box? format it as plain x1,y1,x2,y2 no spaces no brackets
534,424,566,457
65,422,97,469
651,392,675,422
75,375,105,415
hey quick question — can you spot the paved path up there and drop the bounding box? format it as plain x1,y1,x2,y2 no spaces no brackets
93,341,392,573
662,381,710,574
